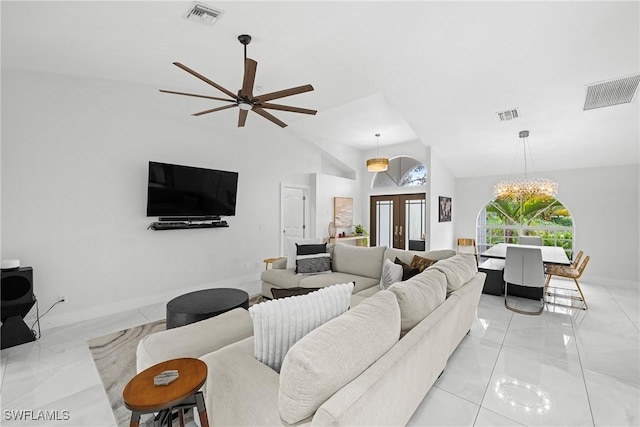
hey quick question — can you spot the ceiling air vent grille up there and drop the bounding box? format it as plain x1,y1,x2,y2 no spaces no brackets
496,108,519,121
185,2,223,26
583,73,640,111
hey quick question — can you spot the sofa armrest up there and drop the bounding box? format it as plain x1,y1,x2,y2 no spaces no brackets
136,307,253,373
201,337,303,426
272,257,287,269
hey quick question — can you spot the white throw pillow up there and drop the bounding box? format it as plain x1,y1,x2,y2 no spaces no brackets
285,236,323,269
379,258,403,289
249,282,354,373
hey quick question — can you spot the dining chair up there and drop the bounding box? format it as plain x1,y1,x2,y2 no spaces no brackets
519,235,542,246
456,238,478,265
504,246,546,315
544,255,590,310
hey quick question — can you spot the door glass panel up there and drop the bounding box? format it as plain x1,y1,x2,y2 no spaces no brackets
405,199,426,247
376,200,394,248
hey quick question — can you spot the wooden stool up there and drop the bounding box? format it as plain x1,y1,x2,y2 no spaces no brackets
123,358,209,427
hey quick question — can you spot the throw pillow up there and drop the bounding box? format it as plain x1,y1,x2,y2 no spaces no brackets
249,282,354,373
296,253,331,275
379,258,403,290
271,287,321,299
285,237,323,269
296,243,327,255
278,291,401,424
394,257,420,281
410,254,437,272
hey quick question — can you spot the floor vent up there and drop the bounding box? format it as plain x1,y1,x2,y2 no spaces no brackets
583,74,640,111
185,2,223,26
496,108,519,121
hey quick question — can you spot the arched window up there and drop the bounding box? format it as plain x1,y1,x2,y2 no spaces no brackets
477,196,575,257
372,157,427,188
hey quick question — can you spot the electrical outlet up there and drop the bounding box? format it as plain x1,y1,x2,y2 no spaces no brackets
58,295,68,303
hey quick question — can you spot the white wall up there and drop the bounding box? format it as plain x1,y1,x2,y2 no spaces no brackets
456,164,640,286
314,173,359,240
1,70,323,328
429,149,456,250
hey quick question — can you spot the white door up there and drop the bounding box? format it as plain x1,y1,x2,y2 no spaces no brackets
280,185,309,255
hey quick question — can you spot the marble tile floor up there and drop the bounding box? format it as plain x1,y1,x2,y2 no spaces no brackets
1,277,638,427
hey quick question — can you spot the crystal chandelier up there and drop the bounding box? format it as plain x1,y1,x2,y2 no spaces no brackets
366,133,389,172
493,131,558,199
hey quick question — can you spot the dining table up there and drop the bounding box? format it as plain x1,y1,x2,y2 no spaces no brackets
480,242,571,265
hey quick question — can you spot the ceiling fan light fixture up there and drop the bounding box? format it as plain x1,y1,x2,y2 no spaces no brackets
238,101,252,111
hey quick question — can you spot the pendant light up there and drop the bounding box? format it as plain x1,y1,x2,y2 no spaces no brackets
366,133,389,172
493,130,558,199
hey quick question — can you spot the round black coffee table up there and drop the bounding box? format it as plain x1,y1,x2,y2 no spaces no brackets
166,288,249,329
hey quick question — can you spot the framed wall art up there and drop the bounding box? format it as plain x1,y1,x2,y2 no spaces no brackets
334,197,353,227
438,196,452,222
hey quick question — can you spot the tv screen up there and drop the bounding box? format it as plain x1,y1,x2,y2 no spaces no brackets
146,161,238,218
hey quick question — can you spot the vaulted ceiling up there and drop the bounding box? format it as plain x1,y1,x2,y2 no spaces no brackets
2,1,638,177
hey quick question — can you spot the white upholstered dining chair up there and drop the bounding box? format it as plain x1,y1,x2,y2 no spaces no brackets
504,246,546,315
519,235,542,246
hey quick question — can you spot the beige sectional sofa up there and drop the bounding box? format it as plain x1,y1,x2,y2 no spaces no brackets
136,251,486,426
261,242,457,299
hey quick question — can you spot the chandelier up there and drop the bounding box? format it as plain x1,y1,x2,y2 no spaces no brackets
366,133,389,172
493,131,558,199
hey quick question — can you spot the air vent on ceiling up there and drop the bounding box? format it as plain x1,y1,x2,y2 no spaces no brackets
185,2,223,26
583,73,640,111
496,108,519,121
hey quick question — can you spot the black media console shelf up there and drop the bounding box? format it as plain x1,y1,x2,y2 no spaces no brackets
149,221,228,231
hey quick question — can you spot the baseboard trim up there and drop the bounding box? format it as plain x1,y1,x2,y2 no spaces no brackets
34,273,261,331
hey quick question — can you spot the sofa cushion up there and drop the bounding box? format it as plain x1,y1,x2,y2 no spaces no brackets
261,268,303,290
379,258,403,289
299,272,378,294
387,269,447,335
279,291,401,424
427,253,478,294
384,247,456,265
249,282,353,373
331,244,386,279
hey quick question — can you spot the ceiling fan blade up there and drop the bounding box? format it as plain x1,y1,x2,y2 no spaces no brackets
159,89,236,103
173,62,239,100
260,102,317,115
238,109,248,127
252,107,287,128
240,58,257,98
256,84,314,102
192,104,237,117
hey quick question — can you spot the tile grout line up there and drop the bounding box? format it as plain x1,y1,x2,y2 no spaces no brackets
571,305,597,427
604,285,640,334
472,303,518,426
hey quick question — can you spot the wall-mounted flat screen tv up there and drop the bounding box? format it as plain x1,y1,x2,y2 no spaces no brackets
146,161,238,218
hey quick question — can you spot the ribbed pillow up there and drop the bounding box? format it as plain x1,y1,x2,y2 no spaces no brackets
427,253,477,293
249,282,353,373
387,269,447,335
278,291,400,424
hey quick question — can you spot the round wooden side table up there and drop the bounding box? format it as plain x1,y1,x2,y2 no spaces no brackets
123,357,209,427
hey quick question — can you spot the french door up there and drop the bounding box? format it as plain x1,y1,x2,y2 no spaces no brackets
370,193,426,249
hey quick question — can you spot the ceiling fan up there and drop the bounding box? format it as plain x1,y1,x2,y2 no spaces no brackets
160,34,317,128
